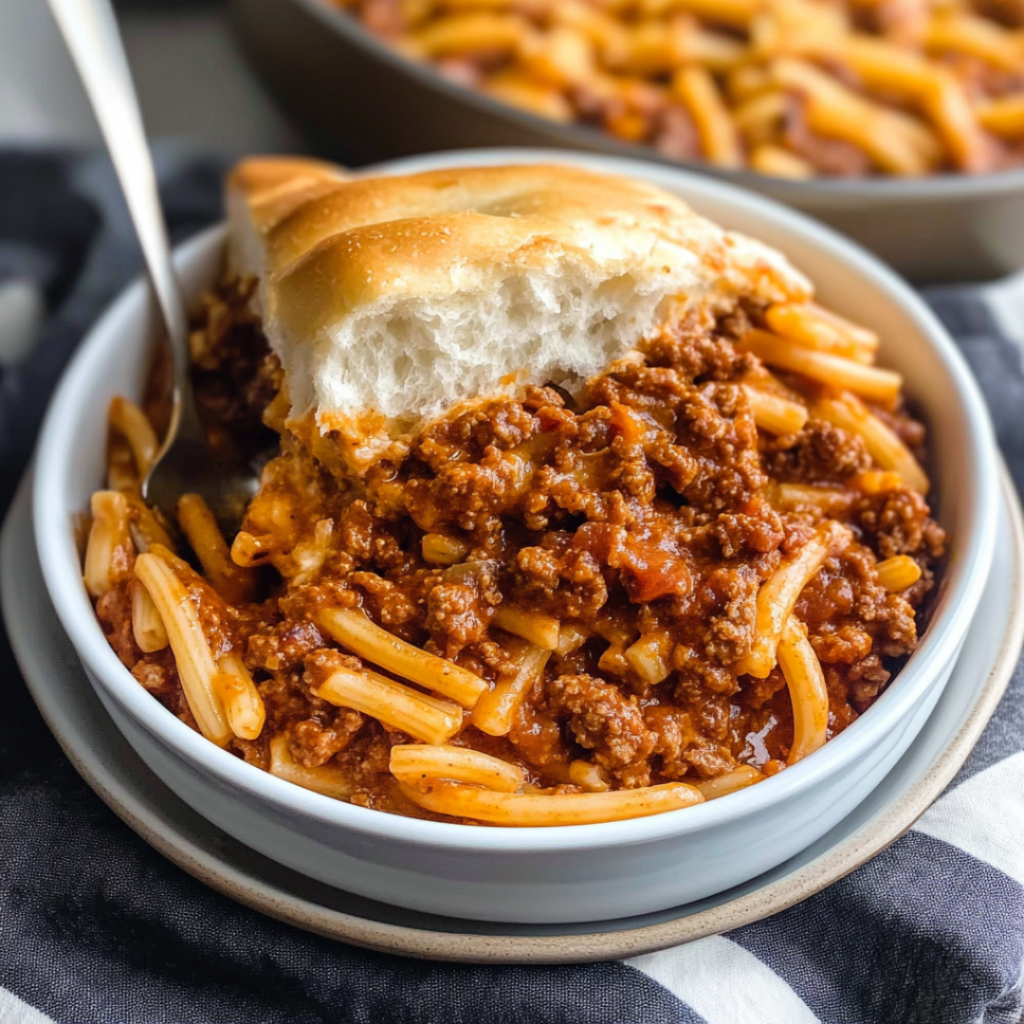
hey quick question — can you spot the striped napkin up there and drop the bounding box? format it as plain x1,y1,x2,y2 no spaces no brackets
1,149,1022,1024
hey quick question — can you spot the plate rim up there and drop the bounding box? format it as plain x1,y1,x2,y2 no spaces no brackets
4,464,1023,964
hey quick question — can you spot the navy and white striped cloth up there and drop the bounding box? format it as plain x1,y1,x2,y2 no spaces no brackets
1,150,1022,1024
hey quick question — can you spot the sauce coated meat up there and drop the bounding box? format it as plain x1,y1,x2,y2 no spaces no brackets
94,277,945,823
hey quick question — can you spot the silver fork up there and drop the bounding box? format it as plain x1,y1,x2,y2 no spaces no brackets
46,0,257,532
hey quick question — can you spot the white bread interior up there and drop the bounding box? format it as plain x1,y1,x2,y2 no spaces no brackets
226,158,810,449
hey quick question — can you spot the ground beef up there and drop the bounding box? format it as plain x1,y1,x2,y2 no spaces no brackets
94,278,947,821
547,674,657,786
763,420,871,482
286,710,365,768
96,587,138,667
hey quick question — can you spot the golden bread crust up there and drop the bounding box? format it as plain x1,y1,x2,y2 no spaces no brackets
232,162,805,302
225,158,810,469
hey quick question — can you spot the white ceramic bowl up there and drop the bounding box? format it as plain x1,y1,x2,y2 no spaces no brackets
33,150,1000,925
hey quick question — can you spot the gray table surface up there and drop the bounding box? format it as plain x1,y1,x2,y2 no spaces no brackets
0,0,298,154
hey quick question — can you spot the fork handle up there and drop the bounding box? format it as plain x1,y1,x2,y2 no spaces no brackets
45,0,194,422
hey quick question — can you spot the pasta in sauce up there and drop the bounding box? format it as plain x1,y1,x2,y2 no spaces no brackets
85,275,945,826
332,0,1024,178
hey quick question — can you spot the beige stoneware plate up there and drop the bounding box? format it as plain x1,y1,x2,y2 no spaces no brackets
3,466,1022,964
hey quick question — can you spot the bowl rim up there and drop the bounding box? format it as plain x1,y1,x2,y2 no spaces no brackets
262,0,1024,202
33,149,999,854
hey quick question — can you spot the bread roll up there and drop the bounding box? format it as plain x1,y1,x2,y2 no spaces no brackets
227,158,809,465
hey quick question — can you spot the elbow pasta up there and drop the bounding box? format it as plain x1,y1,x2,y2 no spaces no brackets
335,0,1024,177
